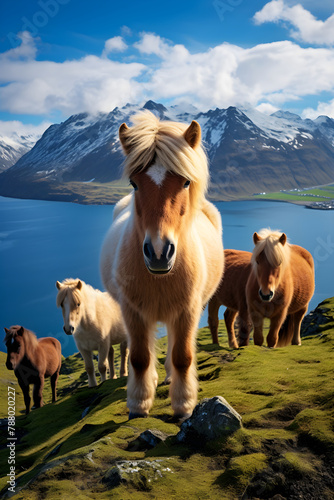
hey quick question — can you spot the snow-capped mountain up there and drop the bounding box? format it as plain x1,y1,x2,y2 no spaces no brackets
0,131,41,173
1,101,334,202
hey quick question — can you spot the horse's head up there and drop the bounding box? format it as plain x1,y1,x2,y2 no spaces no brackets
119,112,208,275
252,230,288,302
56,279,83,335
4,326,25,370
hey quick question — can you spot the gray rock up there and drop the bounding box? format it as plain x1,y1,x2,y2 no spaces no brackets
177,396,242,442
102,459,173,490
127,429,169,451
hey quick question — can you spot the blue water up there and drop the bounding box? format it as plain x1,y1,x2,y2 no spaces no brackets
1,196,333,357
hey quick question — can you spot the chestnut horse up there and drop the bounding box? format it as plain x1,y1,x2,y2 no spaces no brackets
100,111,224,419
56,278,129,387
208,249,252,348
246,229,315,348
4,325,61,414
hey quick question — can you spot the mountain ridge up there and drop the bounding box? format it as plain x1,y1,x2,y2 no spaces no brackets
0,101,334,203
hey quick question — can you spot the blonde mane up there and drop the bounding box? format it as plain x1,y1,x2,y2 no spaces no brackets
252,228,290,270
56,278,82,308
121,111,209,208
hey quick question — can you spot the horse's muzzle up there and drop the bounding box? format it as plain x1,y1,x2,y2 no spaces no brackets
6,360,13,370
143,237,175,275
63,326,74,335
259,289,274,302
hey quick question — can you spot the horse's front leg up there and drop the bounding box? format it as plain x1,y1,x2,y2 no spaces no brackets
124,304,158,419
33,376,44,408
249,308,264,346
291,307,307,346
17,376,31,415
80,348,97,387
168,309,200,419
267,312,287,348
119,341,129,377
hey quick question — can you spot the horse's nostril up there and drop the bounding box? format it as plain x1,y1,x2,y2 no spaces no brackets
165,243,175,260
143,241,155,260
70,326,74,334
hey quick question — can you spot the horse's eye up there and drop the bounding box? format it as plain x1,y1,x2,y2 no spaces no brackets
77,303,80,308
184,180,191,188
129,180,138,191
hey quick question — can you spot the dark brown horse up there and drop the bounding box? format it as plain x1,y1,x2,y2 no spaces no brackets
208,249,252,348
4,326,62,414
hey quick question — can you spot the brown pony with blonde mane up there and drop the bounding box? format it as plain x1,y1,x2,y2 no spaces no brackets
246,228,315,348
4,325,61,414
208,249,252,348
100,111,224,419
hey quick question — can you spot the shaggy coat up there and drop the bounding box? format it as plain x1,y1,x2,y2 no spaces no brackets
246,229,315,348
100,111,224,419
4,325,61,414
56,279,128,387
208,249,252,348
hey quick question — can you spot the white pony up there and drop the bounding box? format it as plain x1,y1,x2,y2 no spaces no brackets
56,278,128,387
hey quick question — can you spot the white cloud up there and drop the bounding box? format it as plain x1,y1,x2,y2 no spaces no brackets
1,29,334,128
254,0,334,45
102,36,128,57
0,120,51,138
302,99,334,119
0,33,146,116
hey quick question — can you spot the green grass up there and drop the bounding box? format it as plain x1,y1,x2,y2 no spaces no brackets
253,184,334,204
0,297,333,499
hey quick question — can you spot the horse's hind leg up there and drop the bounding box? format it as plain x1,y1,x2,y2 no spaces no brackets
168,309,200,419
208,296,220,344
125,304,158,419
119,341,129,377
98,345,109,382
51,371,59,402
224,308,239,349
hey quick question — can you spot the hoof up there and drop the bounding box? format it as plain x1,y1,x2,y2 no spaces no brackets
173,413,191,423
128,412,148,420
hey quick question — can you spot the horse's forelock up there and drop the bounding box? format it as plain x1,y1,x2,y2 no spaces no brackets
252,230,290,269
122,112,209,207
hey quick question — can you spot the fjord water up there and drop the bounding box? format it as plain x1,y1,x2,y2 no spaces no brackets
1,196,333,357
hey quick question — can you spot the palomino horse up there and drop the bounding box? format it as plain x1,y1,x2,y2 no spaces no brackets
246,229,315,348
208,249,252,348
4,325,61,414
56,279,129,387
100,111,224,419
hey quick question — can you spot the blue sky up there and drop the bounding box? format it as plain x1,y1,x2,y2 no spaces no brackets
1,0,334,136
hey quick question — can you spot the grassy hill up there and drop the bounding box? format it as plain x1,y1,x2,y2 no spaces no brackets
0,298,333,499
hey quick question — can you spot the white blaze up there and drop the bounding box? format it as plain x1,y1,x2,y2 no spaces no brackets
147,164,166,187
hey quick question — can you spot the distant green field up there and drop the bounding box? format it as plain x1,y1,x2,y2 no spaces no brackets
253,184,334,204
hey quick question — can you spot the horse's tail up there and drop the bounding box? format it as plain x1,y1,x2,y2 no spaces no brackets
277,314,294,347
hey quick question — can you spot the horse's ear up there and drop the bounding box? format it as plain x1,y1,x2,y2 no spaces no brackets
56,281,62,290
279,233,287,246
76,280,83,290
184,120,201,149
4,327,9,335
119,123,131,155
17,326,24,336
253,232,262,245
